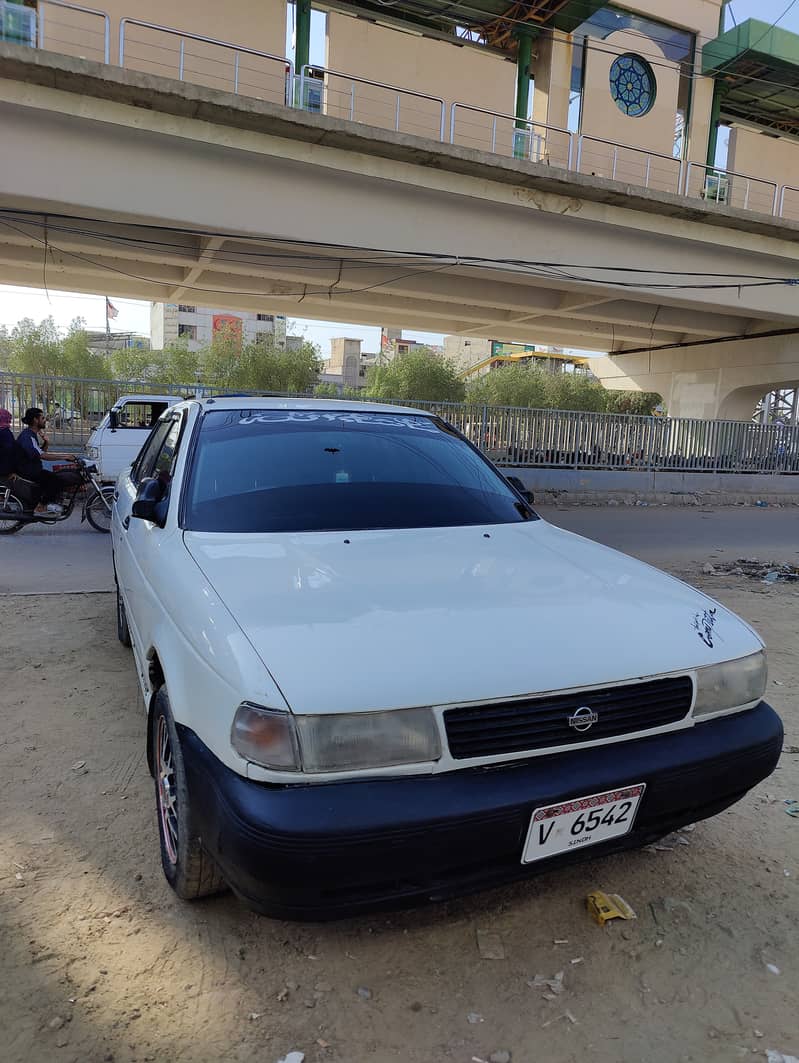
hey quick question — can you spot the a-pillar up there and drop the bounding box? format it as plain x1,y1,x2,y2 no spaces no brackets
590,332,799,420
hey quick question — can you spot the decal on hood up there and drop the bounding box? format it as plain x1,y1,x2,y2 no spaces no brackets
693,607,717,648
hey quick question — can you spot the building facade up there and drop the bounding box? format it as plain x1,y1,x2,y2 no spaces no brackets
326,337,378,389
444,336,591,377
150,303,289,352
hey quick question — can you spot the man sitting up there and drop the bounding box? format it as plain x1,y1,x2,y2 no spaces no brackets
15,407,80,514
0,408,14,477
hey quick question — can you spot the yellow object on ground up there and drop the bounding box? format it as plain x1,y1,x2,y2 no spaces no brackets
586,891,637,925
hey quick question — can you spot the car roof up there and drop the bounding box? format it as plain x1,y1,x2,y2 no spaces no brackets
114,394,180,405
184,396,432,416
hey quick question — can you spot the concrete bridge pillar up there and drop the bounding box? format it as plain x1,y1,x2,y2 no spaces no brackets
592,331,799,420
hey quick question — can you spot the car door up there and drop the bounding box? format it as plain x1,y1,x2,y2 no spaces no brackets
113,415,181,654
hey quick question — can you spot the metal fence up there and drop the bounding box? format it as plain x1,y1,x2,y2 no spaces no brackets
0,372,198,446
4,372,796,474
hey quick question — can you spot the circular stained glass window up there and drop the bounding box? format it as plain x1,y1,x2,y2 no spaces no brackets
609,53,656,117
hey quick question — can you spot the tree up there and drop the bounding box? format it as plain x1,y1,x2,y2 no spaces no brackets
464,362,661,414
61,319,111,380
111,346,153,383
364,348,465,403
313,382,340,398
604,390,663,416
4,316,64,376
203,330,321,394
465,364,549,409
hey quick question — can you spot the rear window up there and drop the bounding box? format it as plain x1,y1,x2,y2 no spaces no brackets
184,409,534,533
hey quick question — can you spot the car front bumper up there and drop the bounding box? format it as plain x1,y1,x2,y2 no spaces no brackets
179,702,783,920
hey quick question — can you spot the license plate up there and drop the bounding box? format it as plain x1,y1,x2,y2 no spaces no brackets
521,784,645,864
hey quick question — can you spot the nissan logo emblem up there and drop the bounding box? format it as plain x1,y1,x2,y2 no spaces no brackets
568,706,599,733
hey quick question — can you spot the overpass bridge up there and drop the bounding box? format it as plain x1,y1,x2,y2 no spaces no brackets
1,40,799,418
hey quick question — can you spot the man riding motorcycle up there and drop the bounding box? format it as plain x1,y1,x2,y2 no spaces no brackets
15,407,80,514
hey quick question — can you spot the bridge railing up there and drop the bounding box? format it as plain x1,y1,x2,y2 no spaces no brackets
778,185,799,223
297,65,446,142
119,19,292,106
9,4,799,224
575,136,683,197
449,104,573,169
683,162,779,216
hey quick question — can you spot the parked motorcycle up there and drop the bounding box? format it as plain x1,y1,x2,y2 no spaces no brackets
0,458,114,535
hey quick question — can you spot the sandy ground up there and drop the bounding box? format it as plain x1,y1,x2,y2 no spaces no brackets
1,562,797,1063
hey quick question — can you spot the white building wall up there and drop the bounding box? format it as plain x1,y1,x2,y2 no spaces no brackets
150,303,289,351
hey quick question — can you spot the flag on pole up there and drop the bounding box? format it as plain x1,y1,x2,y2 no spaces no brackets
106,297,119,320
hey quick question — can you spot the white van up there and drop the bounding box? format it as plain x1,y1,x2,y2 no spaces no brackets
85,395,181,482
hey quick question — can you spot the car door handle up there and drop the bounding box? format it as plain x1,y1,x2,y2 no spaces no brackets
122,516,130,530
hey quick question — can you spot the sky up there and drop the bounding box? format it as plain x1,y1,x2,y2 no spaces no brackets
1,0,796,360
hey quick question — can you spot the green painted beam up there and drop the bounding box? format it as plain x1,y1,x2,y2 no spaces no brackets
295,0,312,73
703,18,799,76
551,0,607,34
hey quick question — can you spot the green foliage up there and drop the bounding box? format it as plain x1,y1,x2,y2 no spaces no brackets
61,319,111,380
364,348,465,403
465,363,662,414
313,382,340,398
603,389,663,416
2,316,110,379
202,330,320,393
3,316,64,376
465,364,549,409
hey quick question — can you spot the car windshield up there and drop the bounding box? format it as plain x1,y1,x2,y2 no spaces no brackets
184,408,534,533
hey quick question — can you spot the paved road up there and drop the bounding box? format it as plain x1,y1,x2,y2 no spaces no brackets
0,509,113,594
543,503,799,565
2,503,798,594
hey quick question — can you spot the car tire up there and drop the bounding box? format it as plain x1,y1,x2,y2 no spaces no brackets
116,583,132,648
151,688,227,901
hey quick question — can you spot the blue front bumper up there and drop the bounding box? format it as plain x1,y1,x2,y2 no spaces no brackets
178,702,783,920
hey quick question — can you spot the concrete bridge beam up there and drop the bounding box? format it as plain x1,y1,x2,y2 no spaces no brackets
592,331,799,420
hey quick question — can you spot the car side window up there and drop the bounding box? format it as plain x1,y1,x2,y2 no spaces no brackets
132,419,174,486
152,418,183,479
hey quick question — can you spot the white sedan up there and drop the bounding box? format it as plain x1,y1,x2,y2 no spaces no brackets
111,398,782,919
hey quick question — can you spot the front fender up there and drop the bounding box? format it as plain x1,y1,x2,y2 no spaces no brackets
142,574,288,777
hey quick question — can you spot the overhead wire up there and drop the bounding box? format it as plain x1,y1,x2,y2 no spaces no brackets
0,210,797,299
1,209,797,283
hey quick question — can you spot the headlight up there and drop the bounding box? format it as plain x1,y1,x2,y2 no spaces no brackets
296,708,441,773
693,651,767,717
231,703,440,773
231,703,300,770
86,446,100,460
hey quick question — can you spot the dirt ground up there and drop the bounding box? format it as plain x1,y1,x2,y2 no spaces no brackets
1,563,797,1063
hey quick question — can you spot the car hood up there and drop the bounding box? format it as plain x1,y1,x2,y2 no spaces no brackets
183,520,761,715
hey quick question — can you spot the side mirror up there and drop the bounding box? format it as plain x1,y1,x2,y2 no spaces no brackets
109,409,119,431
506,475,535,505
131,477,168,527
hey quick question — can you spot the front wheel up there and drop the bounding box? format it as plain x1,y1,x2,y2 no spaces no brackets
151,688,227,901
0,491,25,535
84,485,114,533
116,582,131,648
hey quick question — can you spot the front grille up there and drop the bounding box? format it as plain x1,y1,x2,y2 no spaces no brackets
444,676,693,759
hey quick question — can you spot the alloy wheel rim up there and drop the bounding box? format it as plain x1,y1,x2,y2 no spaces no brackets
156,715,179,865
